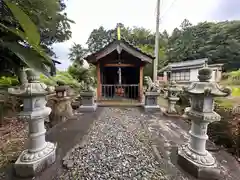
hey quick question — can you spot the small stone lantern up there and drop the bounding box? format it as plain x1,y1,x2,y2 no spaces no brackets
55,82,68,98
8,69,57,177
177,66,231,179
50,83,73,126
164,81,180,116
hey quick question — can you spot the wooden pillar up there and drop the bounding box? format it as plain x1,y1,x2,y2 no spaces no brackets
139,66,143,102
97,63,101,100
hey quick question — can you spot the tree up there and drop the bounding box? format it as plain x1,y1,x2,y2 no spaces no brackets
0,0,54,77
86,26,113,53
167,19,240,71
68,43,88,65
0,0,73,79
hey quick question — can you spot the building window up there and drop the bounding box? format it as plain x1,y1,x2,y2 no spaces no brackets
171,70,190,81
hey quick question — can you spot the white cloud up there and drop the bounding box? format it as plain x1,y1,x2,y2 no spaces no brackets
53,0,219,70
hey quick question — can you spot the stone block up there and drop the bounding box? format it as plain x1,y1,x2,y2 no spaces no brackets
177,146,221,180
14,143,57,178
79,103,97,112
144,105,160,112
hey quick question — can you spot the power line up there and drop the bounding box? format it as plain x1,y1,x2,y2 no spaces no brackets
160,0,178,20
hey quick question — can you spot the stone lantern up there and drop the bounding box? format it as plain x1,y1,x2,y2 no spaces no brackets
8,69,56,177
55,82,68,98
164,81,180,116
177,66,231,179
50,83,73,126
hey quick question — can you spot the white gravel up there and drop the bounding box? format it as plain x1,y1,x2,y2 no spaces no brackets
61,108,167,180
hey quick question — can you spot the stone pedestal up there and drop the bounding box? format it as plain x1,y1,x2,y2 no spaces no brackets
177,66,231,179
79,91,97,112
8,69,56,178
144,91,160,112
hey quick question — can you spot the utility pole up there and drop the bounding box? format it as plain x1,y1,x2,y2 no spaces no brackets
153,0,161,82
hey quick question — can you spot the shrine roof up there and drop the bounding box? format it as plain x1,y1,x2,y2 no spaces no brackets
85,38,154,64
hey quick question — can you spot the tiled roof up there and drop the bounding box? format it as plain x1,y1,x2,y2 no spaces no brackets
158,58,208,73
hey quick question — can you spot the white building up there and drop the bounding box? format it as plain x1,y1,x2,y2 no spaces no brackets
157,58,223,85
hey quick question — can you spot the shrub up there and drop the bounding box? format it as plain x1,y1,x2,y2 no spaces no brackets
40,71,81,90
208,99,240,157
228,70,240,85
0,76,19,88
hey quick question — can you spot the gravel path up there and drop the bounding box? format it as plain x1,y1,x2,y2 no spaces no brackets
60,108,167,180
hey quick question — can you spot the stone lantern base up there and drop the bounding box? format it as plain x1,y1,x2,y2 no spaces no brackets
143,91,160,112
79,91,97,112
177,145,221,179
14,142,57,177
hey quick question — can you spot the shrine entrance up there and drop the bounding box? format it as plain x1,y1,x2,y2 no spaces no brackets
85,38,154,105
101,66,139,100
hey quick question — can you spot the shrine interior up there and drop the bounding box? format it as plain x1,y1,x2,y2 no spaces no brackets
101,66,139,99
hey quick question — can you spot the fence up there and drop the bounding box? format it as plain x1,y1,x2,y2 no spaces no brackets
100,84,139,101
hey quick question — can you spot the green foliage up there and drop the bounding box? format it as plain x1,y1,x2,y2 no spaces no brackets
40,71,81,89
39,74,56,86
0,0,55,76
0,76,19,87
67,41,97,90
0,0,73,77
68,63,97,87
228,70,240,85
168,20,240,71
68,43,88,65
232,87,240,96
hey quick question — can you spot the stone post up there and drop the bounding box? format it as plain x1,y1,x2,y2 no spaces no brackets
177,66,231,179
79,91,97,112
8,69,57,177
144,91,160,112
164,81,180,116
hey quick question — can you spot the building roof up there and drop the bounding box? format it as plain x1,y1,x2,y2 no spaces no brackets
85,38,154,64
158,58,208,73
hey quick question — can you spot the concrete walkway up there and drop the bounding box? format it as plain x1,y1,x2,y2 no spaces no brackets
4,107,240,180
4,108,103,180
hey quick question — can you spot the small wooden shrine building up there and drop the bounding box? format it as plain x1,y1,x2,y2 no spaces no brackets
85,28,154,103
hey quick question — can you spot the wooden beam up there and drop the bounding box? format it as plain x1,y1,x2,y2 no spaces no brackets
104,63,135,67
139,66,143,102
97,63,101,100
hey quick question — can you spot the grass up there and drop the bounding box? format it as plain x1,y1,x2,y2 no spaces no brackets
231,86,240,97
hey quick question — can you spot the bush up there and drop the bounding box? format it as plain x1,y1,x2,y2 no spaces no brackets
228,70,240,85
0,76,19,88
208,99,240,157
40,71,81,90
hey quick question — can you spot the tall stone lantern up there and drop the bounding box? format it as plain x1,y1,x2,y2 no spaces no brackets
8,69,56,177
177,66,231,179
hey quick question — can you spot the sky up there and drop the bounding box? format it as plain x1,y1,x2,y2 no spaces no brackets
53,0,240,70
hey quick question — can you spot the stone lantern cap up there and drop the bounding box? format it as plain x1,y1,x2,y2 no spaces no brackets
8,69,48,97
55,85,69,92
168,81,181,92
183,66,231,97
